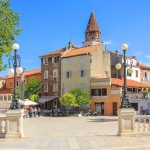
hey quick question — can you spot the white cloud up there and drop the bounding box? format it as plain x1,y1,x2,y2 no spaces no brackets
103,40,113,45
144,55,150,59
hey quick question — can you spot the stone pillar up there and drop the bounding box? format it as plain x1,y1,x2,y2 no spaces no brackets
118,109,136,136
5,110,24,138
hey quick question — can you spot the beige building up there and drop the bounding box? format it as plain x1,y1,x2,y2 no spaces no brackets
61,44,110,95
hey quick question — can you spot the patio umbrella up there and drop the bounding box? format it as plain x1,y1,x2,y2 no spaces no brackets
19,99,38,107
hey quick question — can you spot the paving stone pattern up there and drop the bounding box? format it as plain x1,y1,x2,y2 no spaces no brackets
0,116,150,149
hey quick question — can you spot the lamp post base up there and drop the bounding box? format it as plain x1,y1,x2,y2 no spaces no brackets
10,98,21,110
5,109,24,139
118,108,136,136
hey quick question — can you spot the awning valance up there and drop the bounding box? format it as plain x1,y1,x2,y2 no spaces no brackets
39,96,58,103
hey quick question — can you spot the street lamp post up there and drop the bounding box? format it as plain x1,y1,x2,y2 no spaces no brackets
116,43,132,109
8,43,23,109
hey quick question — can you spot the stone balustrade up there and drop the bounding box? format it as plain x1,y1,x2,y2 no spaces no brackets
0,116,6,138
134,115,150,135
0,94,13,101
118,109,150,136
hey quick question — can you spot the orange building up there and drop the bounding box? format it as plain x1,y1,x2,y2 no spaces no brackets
5,69,41,89
91,78,150,116
0,69,41,108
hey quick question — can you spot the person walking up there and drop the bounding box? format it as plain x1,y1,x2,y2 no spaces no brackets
33,107,37,117
37,107,41,117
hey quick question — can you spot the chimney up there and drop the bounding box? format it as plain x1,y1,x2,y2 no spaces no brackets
68,41,72,49
131,56,136,59
115,50,119,55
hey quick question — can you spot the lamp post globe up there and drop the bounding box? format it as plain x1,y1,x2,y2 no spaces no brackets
121,43,128,51
16,67,23,74
115,63,122,70
12,43,20,50
128,67,133,74
8,68,14,76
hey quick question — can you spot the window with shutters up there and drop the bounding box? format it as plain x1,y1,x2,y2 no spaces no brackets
44,70,48,79
52,56,58,64
91,89,107,96
43,58,48,65
44,82,48,92
53,83,58,92
135,70,138,78
53,69,58,78
91,89,101,96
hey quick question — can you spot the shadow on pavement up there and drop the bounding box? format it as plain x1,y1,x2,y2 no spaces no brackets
95,134,118,137
87,118,118,123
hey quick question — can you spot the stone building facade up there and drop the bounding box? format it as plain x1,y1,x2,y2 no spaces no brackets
39,43,79,109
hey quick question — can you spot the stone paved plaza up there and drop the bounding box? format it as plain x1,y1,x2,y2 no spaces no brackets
1,116,150,149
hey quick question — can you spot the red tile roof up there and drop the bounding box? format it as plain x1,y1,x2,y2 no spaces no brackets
40,45,79,57
7,69,41,79
111,78,150,88
40,49,65,57
139,63,150,70
62,45,100,58
0,77,5,80
0,88,12,94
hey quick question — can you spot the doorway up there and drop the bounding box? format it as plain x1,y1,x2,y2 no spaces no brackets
113,102,117,115
95,102,104,115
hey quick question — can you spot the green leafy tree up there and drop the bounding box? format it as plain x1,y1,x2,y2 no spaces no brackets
60,88,91,112
0,0,22,70
60,93,77,107
30,94,39,103
24,77,41,101
70,88,91,107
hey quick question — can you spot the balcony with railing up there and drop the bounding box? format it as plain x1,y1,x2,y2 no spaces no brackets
128,93,150,100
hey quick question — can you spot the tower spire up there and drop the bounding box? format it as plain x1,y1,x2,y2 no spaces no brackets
83,11,101,47
85,11,100,41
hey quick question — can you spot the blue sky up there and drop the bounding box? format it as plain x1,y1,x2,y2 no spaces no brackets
1,0,150,76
